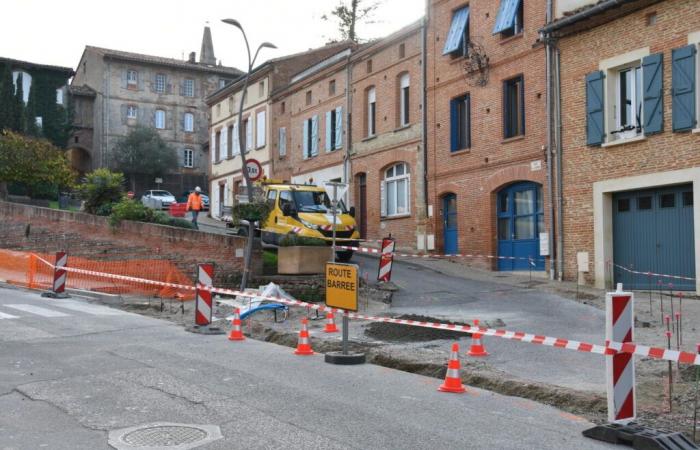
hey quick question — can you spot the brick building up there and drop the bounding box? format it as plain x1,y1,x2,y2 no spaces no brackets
542,0,700,291
70,27,242,194
348,21,427,249
207,42,354,218
426,0,551,271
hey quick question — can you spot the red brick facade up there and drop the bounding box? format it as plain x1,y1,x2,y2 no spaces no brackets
426,0,550,269
552,0,700,287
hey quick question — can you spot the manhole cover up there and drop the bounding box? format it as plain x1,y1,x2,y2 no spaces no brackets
124,426,207,446
109,422,222,450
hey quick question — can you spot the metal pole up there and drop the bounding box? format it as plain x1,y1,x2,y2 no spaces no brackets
332,184,337,264
342,313,349,355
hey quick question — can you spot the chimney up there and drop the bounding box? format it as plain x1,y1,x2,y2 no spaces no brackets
188,52,196,63
200,26,216,65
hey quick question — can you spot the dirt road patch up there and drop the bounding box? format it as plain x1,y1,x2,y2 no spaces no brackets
364,314,471,342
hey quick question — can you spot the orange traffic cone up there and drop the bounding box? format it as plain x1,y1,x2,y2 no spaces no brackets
323,311,339,333
294,317,315,355
467,319,489,357
439,343,466,393
228,308,245,341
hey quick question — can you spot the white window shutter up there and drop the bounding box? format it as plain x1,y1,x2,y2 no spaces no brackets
335,107,343,149
311,115,319,156
380,180,386,217
256,110,266,148
233,122,240,155
302,120,308,159
279,127,286,157
221,127,228,159
325,110,332,152
210,131,216,163
246,119,253,151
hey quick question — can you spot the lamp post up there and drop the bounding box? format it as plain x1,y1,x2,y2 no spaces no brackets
222,18,276,290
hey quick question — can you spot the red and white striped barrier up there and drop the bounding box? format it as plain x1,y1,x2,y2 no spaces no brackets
377,238,395,282
195,263,214,326
32,255,700,367
41,251,70,299
606,286,636,423
337,245,547,263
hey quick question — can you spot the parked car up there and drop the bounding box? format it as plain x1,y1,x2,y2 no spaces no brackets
179,191,209,210
141,190,176,209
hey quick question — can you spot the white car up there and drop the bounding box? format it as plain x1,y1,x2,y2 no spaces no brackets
141,190,176,209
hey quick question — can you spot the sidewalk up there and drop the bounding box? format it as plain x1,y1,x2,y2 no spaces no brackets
195,213,232,236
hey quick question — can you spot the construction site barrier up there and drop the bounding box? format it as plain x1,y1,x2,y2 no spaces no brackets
612,262,696,282
337,245,548,263
27,256,700,367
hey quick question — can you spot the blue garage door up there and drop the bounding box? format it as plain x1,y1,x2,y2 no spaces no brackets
497,182,545,271
613,185,695,290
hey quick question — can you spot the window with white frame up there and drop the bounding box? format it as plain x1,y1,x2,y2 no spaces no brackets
219,79,228,89
155,73,166,93
382,162,410,217
367,86,376,136
127,70,138,85
256,110,266,148
614,65,643,139
183,148,193,168
399,73,410,126
56,88,64,105
155,109,165,129
127,105,138,119
184,79,194,97
184,112,194,132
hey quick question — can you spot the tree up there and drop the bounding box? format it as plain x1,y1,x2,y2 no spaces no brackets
0,130,74,200
77,168,125,215
24,83,40,137
322,0,381,43
0,64,15,131
111,125,178,192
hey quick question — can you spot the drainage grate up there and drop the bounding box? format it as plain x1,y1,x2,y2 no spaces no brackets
124,426,207,446
109,422,223,450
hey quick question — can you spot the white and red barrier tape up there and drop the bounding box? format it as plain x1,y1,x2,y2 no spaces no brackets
338,245,545,263
612,263,696,282
32,255,700,366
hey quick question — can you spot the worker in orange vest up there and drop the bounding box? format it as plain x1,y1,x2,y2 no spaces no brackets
186,186,204,230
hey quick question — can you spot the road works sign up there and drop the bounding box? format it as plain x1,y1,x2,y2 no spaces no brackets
325,262,358,312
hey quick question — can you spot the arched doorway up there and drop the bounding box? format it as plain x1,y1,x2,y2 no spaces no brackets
66,147,91,175
442,193,458,254
496,181,544,270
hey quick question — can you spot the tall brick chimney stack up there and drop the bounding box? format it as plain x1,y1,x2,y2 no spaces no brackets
200,26,216,66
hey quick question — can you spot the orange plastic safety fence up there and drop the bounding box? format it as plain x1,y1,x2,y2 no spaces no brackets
0,249,195,300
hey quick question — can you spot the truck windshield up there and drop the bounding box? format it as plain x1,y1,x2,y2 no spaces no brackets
293,191,347,213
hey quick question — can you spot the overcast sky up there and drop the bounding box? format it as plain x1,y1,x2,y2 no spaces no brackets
2,0,425,71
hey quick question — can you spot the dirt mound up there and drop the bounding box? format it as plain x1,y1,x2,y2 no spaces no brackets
364,314,471,342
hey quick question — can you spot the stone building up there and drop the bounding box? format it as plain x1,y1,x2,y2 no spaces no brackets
207,42,354,218
69,27,242,195
0,56,74,148
425,0,551,271
541,0,700,291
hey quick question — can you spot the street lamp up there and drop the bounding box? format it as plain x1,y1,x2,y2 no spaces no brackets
222,18,276,290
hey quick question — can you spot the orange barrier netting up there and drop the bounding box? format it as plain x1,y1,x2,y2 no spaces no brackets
0,249,195,300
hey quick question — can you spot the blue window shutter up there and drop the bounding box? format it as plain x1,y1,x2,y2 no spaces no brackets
442,7,469,55
302,120,308,159
642,53,664,135
585,71,605,146
325,110,332,152
493,0,521,34
311,115,319,156
335,106,343,149
672,45,697,132
449,98,459,152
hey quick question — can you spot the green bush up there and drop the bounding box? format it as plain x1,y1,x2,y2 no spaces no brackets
109,199,194,230
79,169,125,214
231,201,271,226
278,234,328,247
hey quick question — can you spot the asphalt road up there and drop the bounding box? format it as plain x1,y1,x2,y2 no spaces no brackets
354,254,607,393
0,286,613,449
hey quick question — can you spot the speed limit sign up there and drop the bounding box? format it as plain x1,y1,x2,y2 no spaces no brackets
245,159,263,181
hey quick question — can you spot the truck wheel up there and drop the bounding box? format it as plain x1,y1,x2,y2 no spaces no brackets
336,250,353,262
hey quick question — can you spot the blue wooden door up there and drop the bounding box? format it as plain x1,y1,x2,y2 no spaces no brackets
443,194,458,255
613,185,695,290
497,182,544,271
